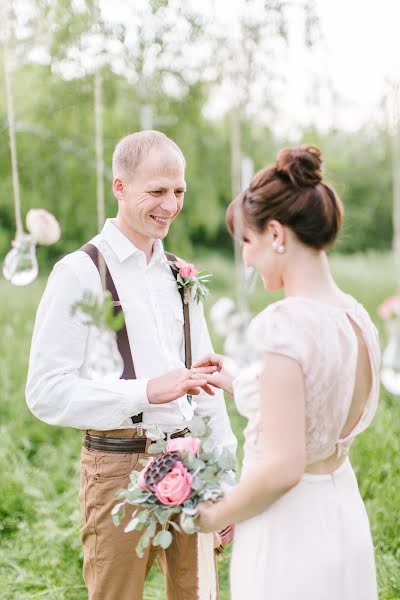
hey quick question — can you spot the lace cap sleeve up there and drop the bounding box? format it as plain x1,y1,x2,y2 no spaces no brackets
249,301,311,371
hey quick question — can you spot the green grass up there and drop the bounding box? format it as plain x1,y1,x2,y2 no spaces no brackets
0,251,399,599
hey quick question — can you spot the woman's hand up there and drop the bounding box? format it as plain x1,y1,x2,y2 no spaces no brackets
192,353,226,372
196,500,226,534
192,353,234,396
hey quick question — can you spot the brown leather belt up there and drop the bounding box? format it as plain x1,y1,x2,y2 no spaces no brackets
84,428,190,453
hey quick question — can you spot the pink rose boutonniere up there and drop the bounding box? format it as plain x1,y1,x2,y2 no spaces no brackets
169,258,212,304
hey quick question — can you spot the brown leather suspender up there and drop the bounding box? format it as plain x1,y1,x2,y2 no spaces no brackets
164,251,192,370
80,243,192,425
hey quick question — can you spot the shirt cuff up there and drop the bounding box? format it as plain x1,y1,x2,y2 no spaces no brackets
113,378,151,418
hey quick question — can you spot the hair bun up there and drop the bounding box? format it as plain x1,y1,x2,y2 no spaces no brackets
275,145,323,188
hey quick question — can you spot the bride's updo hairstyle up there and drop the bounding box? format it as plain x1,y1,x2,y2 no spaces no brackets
227,145,343,250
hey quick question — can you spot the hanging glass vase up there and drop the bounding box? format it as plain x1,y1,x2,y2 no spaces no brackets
210,296,258,369
3,233,38,286
381,319,400,395
87,326,124,382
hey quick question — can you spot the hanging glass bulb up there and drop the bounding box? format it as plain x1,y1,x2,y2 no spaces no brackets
3,233,38,286
87,326,124,382
210,296,258,368
381,319,400,395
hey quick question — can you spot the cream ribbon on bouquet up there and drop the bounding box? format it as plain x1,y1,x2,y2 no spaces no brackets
197,532,218,600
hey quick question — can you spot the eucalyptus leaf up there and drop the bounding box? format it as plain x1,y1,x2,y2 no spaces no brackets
111,501,124,516
137,509,150,523
153,530,173,549
146,521,157,539
145,425,165,441
182,507,197,516
168,520,181,532
187,416,207,437
124,517,140,533
180,513,199,535
218,449,236,471
148,440,167,454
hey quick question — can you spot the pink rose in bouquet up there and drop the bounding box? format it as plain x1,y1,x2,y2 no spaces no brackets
175,259,198,279
166,436,201,456
154,461,192,506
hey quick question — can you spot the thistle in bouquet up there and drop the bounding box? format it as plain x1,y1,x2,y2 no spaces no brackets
168,259,212,304
112,416,236,558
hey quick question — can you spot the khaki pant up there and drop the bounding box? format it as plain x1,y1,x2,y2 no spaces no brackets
79,429,218,600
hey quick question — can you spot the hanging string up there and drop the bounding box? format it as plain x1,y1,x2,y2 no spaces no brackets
94,69,105,232
94,67,106,290
3,3,24,238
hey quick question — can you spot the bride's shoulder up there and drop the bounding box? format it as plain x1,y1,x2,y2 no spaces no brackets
248,298,318,366
252,297,316,326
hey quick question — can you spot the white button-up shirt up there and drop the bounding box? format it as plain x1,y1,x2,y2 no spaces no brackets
26,219,236,454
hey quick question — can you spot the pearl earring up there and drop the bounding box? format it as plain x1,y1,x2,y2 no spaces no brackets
272,240,286,254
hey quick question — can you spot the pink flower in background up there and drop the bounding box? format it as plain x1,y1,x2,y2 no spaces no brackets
26,208,61,245
378,296,400,320
154,461,192,506
166,436,201,456
175,259,198,280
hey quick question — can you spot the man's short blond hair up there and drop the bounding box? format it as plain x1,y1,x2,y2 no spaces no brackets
112,130,185,181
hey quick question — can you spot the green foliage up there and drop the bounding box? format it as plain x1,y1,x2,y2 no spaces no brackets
1,8,393,264
71,289,125,331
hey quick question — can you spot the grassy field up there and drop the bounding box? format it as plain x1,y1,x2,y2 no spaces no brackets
0,251,399,599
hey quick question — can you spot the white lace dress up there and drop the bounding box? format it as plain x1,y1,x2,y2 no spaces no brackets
230,296,380,600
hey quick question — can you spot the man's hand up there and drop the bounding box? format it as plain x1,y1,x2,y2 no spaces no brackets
147,367,218,405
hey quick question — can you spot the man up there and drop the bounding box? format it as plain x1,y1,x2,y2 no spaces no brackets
26,130,236,600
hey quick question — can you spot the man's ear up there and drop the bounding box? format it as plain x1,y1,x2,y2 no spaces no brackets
113,177,124,202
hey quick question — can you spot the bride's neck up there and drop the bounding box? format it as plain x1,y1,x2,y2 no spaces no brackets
282,251,340,300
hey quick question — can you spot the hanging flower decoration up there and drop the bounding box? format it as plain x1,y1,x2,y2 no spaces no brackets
3,209,61,287
26,209,61,246
3,233,38,286
209,296,259,370
2,14,61,287
168,259,212,304
377,296,400,321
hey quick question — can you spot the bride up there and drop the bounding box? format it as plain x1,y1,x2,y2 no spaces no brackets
195,145,380,599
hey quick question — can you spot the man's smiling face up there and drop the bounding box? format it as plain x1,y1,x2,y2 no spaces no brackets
115,144,186,243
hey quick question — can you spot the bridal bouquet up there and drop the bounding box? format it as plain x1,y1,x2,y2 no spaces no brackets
112,416,235,557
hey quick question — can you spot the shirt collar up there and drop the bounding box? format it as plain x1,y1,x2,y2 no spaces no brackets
101,219,167,266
